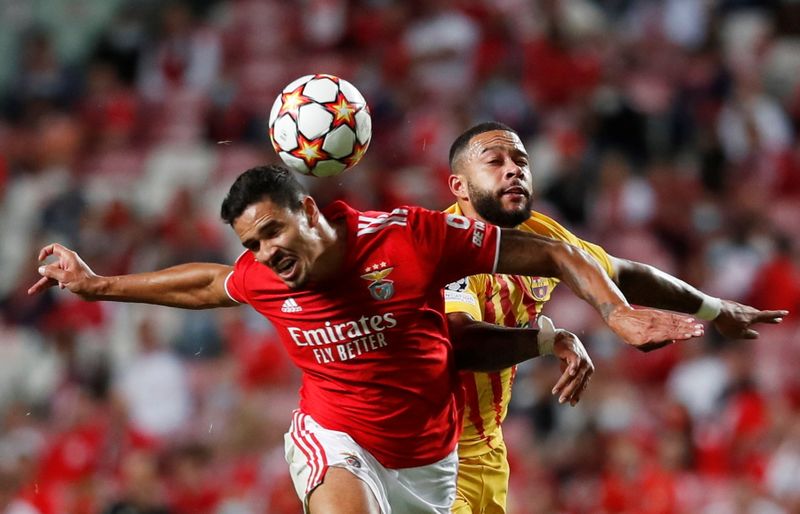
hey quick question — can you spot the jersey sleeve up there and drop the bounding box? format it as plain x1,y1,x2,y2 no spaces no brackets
444,275,485,321
408,207,500,287
575,239,614,278
224,251,251,304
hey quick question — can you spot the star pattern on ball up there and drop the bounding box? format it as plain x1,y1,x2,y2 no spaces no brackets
269,74,372,177
290,133,326,169
326,91,357,128
345,143,369,168
268,126,279,151
278,86,310,120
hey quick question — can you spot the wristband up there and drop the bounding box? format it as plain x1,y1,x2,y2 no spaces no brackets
536,315,556,356
695,294,722,320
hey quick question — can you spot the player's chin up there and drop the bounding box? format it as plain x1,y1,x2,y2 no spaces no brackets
282,279,302,290
501,204,530,223
282,274,306,290
279,265,307,289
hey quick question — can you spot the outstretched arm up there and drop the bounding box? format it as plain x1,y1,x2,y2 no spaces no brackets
449,313,594,406
495,230,704,351
28,243,238,309
611,257,788,339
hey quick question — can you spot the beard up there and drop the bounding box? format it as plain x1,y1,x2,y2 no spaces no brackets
468,181,533,228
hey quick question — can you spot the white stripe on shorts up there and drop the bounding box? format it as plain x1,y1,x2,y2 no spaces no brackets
284,410,457,514
291,410,328,494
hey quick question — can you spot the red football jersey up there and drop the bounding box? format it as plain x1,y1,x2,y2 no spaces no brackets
224,201,499,468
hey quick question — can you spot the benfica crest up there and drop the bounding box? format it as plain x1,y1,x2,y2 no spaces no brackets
361,264,395,301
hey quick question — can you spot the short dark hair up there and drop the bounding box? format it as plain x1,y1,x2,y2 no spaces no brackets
448,121,518,171
220,164,308,225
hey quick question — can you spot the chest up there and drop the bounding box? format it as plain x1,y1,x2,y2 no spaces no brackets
247,234,437,327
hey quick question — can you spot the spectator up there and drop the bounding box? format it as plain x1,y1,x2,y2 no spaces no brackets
103,450,171,514
748,234,800,315
137,2,221,102
113,318,192,440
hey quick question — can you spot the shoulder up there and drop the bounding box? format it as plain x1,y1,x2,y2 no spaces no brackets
520,211,580,244
522,211,614,275
226,250,257,304
323,200,360,222
354,203,465,233
322,200,411,237
355,206,413,237
232,249,254,270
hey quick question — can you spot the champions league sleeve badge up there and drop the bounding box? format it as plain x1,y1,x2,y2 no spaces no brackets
445,278,468,292
360,263,395,301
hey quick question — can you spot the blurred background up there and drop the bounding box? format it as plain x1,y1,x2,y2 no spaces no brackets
0,0,799,513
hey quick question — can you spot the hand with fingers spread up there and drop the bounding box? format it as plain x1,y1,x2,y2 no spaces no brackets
545,325,594,406
28,243,100,298
713,300,789,339
606,305,705,353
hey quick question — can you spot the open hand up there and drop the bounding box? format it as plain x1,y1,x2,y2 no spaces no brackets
714,300,788,339
607,306,704,352
27,243,98,298
550,330,594,406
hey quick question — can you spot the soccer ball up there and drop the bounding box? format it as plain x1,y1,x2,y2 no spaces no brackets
268,74,372,177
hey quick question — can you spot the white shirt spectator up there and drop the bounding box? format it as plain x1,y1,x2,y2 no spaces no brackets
765,433,800,506
717,93,792,163
115,320,191,438
403,7,480,100
667,355,729,421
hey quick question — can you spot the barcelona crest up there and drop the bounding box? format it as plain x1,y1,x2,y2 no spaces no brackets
361,266,395,301
531,278,550,301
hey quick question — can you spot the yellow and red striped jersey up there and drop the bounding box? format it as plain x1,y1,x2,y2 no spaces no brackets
443,203,614,458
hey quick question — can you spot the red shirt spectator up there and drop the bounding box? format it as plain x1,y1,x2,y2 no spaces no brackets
748,235,800,314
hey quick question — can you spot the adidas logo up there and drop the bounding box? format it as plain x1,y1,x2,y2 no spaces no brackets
281,298,302,313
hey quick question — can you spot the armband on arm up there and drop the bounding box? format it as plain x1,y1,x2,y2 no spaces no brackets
536,315,556,356
695,294,722,320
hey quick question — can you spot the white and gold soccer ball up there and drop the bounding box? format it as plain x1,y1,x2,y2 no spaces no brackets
268,74,372,177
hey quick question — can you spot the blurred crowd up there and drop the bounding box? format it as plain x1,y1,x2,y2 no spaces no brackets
0,0,800,513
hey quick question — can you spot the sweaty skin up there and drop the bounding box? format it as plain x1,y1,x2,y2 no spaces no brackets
25,162,715,514
448,128,786,350
232,196,346,289
452,131,532,222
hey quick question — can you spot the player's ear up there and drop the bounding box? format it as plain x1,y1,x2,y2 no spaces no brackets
301,196,319,226
448,174,469,201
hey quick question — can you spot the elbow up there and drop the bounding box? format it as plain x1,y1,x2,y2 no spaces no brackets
175,289,229,310
194,272,234,309
448,314,480,370
548,241,582,280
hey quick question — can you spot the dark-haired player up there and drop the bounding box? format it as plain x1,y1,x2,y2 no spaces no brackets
30,165,703,514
